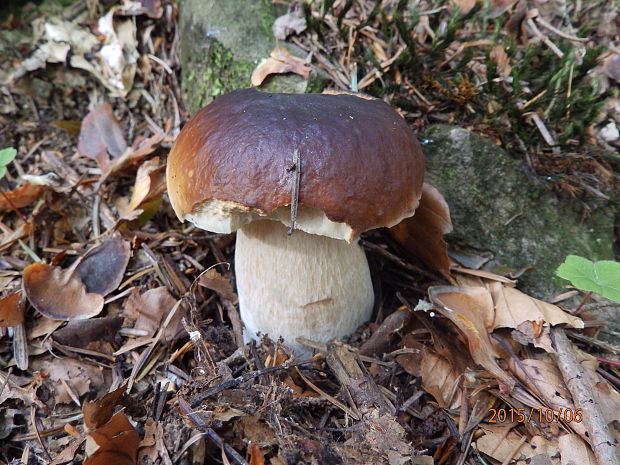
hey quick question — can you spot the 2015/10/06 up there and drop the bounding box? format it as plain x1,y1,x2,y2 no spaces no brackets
488,408,583,423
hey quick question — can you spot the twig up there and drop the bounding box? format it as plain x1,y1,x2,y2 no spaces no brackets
526,17,564,58
177,398,248,465
572,291,592,315
360,240,440,281
0,190,29,224
188,356,320,406
534,16,588,42
551,328,619,465
294,366,360,420
567,331,620,356
287,149,301,235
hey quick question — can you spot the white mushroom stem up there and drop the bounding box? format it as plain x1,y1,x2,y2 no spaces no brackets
234,219,374,355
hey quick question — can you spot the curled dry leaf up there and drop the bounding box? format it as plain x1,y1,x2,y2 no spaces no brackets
76,236,131,296
251,46,311,87
78,104,128,175
198,268,237,303
120,158,166,218
477,426,559,464
23,236,130,320
273,11,307,40
490,44,512,77
0,183,45,211
389,183,453,281
429,286,516,393
488,282,584,331
23,262,105,320
83,384,127,431
603,53,620,83
397,350,462,409
84,409,139,465
558,433,598,465
30,357,105,405
122,286,178,339
0,292,25,327
449,0,477,15
53,316,123,354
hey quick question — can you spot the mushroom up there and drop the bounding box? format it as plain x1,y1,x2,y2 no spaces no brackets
166,88,424,354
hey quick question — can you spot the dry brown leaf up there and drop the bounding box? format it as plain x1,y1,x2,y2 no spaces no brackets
398,350,462,409
48,437,87,465
360,309,411,356
83,384,126,431
450,0,477,14
23,236,129,320
389,183,453,281
109,129,166,176
453,267,516,284
198,268,237,303
0,292,25,326
122,287,179,339
477,425,560,464
410,457,434,465
0,183,45,211
137,418,158,463
558,433,597,465
76,236,131,296
512,321,553,352
490,44,512,77
53,316,123,354
0,221,31,252
249,444,266,465
0,371,44,408
28,316,64,339
251,46,311,86
120,158,166,218
77,104,128,174
273,11,307,40
23,262,105,320
603,53,620,82
488,282,583,330
592,381,620,427
429,286,516,392
84,409,139,465
30,358,104,405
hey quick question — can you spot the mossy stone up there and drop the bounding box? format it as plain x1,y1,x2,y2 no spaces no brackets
423,125,615,299
179,0,311,113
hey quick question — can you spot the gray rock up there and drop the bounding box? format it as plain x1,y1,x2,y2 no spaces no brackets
178,0,314,114
423,125,616,299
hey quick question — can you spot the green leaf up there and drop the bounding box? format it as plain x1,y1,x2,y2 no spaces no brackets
556,255,620,302
0,147,17,166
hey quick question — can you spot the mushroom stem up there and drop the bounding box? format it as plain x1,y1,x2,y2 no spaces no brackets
235,219,374,355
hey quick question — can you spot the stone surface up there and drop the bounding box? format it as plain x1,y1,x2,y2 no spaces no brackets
178,0,313,114
423,125,616,299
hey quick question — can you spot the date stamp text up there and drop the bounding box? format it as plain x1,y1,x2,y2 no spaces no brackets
488,408,583,424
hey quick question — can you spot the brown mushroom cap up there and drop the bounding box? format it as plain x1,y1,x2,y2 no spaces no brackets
166,88,424,242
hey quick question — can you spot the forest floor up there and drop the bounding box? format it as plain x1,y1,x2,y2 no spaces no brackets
0,1,619,464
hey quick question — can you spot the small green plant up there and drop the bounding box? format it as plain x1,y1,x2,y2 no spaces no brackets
0,147,16,178
556,255,620,303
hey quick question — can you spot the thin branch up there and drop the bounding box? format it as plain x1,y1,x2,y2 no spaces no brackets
287,149,301,235
551,328,619,465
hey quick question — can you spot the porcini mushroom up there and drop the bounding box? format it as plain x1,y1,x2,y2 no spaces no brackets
166,88,424,354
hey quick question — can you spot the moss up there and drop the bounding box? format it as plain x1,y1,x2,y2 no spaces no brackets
181,38,254,112
424,125,614,298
